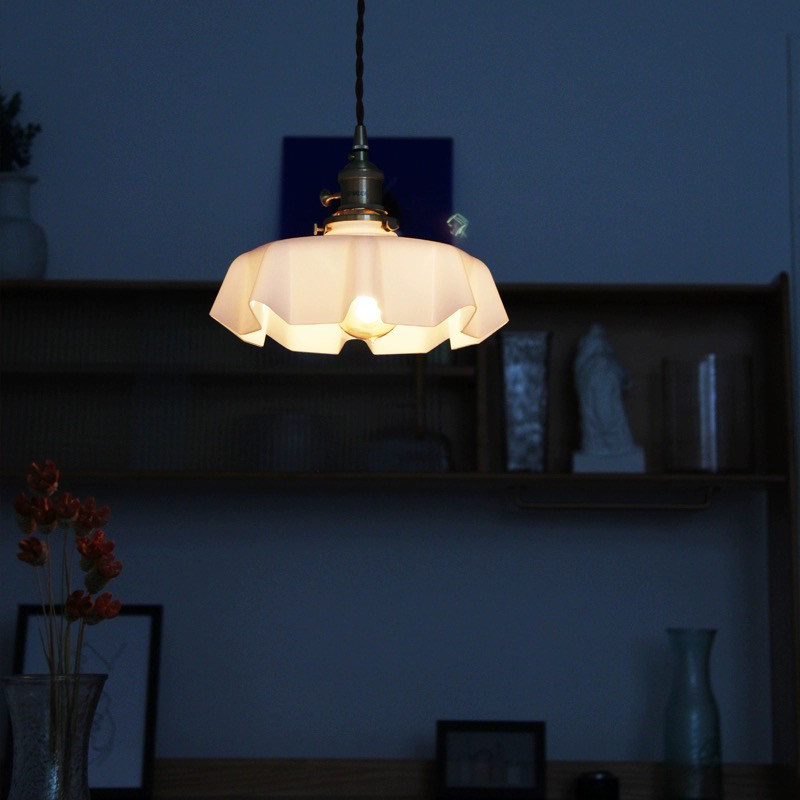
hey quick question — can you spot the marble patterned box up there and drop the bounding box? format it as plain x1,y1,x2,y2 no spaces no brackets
501,331,551,472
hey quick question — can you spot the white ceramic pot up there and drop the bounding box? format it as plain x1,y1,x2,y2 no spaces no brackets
0,172,47,279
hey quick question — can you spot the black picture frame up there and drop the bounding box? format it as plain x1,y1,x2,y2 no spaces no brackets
9,604,162,800
436,720,546,800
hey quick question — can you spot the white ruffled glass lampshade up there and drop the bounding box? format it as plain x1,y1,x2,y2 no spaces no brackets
210,220,508,355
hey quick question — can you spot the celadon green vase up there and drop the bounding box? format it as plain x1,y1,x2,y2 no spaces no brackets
664,628,722,800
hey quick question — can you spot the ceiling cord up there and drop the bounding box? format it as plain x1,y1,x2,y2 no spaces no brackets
355,0,365,127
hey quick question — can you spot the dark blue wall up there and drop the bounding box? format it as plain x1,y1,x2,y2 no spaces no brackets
1,0,797,762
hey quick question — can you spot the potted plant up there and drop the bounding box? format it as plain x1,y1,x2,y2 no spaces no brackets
0,85,47,278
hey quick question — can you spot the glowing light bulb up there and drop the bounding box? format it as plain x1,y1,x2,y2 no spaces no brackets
353,295,380,323
340,295,396,340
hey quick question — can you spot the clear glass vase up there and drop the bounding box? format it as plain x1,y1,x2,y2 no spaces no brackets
2,674,107,800
664,628,722,800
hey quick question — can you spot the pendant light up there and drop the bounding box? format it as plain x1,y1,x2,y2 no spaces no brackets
210,0,508,355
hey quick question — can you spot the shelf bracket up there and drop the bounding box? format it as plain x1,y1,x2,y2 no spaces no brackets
513,484,718,511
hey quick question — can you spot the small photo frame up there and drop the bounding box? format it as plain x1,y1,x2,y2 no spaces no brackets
11,604,162,800
436,720,546,800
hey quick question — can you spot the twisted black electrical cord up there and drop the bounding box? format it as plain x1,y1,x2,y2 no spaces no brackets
320,0,396,230
355,0,365,127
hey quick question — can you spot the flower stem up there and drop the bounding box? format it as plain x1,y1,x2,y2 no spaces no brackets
73,620,85,676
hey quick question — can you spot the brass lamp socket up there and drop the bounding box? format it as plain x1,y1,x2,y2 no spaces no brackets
320,124,399,231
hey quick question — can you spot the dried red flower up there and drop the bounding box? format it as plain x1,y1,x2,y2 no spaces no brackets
26,460,59,496
86,592,122,625
84,553,123,593
13,459,123,678
97,553,123,578
64,589,93,622
30,496,58,534
74,497,110,536
76,530,115,570
17,535,48,566
51,491,81,526
13,492,36,534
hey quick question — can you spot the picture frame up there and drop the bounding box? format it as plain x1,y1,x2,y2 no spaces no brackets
10,604,162,800
436,720,546,800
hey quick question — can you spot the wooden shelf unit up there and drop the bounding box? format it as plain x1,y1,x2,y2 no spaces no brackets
0,276,797,789
0,277,794,482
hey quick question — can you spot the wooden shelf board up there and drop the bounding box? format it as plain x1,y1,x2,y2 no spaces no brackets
146,758,789,800
0,470,787,487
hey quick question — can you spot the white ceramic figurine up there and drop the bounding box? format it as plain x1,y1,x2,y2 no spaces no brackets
572,324,645,472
